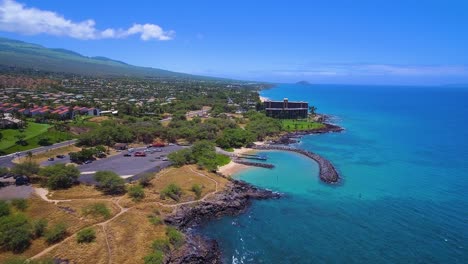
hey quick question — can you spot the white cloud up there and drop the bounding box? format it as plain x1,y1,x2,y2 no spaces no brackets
0,0,174,41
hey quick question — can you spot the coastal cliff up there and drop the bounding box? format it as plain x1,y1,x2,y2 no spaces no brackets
164,180,281,263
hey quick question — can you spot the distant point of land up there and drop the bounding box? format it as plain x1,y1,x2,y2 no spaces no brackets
296,81,311,85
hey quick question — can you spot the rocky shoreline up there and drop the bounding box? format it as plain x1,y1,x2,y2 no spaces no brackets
274,122,344,144
164,180,281,263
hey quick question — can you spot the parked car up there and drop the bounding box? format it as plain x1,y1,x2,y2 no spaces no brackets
15,176,29,186
84,160,92,164
162,157,169,161
168,143,176,146
48,157,54,161
123,153,132,157
134,152,146,157
144,149,152,153
56,155,65,159
154,148,162,152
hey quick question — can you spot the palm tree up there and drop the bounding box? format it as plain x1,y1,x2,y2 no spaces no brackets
309,106,317,115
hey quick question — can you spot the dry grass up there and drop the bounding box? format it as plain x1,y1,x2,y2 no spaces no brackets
88,116,110,123
122,165,229,206
13,145,81,164
43,227,109,264
47,184,109,200
0,195,110,263
106,207,167,264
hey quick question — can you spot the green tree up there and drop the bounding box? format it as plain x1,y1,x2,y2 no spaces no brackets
166,226,184,248
191,184,202,199
44,222,67,244
0,200,11,217
143,250,164,264
77,228,96,243
11,161,40,176
128,184,145,201
94,171,126,194
11,199,28,211
160,183,182,201
39,164,80,190
0,214,32,253
32,218,48,238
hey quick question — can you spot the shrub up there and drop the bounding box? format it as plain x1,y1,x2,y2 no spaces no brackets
0,214,32,253
39,164,80,190
138,173,155,187
152,238,170,253
94,171,126,195
38,137,52,146
191,184,202,199
11,199,28,211
77,228,96,243
0,200,10,217
143,250,164,264
32,218,48,238
44,222,67,244
128,184,145,201
82,203,111,219
148,215,163,226
160,183,182,201
11,161,40,176
166,226,184,248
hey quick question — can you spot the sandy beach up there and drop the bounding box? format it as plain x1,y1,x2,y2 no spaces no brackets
259,95,270,102
217,146,259,176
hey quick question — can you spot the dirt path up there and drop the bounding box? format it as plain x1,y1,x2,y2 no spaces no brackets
30,168,222,262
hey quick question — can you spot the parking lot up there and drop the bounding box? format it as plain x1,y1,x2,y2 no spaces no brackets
41,145,184,183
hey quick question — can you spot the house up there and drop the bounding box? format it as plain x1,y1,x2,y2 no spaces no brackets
114,143,128,150
0,114,25,128
264,98,309,119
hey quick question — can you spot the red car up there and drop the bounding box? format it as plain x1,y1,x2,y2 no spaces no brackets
134,151,146,157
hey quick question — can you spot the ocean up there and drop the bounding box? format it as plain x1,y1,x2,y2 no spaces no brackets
198,84,468,263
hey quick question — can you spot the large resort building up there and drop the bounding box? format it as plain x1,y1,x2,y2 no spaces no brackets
264,98,309,119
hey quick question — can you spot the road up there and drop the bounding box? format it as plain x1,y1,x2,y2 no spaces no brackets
0,139,77,168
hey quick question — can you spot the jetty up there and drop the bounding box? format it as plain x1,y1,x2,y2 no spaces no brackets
237,154,268,161
233,159,275,169
252,145,340,184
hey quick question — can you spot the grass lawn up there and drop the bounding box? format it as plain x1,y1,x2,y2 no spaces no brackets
0,122,51,150
0,122,75,154
281,119,325,132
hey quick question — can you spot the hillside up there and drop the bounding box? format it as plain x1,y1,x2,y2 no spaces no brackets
0,37,198,79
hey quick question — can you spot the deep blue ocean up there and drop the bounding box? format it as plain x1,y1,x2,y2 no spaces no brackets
199,84,468,263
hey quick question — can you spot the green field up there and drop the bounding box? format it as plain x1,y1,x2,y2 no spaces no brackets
281,119,325,132
0,122,74,154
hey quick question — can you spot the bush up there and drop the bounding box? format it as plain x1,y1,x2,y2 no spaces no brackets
138,173,155,187
82,203,111,219
11,161,40,176
38,137,52,146
160,183,182,201
44,222,67,244
191,184,202,199
94,171,126,195
143,250,164,264
166,226,184,248
128,184,145,201
0,200,10,217
32,218,48,238
152,238,170,253
0,214,32,253
77,227,96,243
148,215,163,225
39,164,80,190
11,199,28,211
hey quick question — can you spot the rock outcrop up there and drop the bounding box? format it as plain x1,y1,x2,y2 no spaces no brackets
164,180,281,263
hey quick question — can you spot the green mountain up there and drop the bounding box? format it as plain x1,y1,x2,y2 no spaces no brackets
0,37,197,78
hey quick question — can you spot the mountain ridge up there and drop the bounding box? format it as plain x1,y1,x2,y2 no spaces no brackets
0,37,207,79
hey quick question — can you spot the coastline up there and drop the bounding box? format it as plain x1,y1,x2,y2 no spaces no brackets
164,180,281,263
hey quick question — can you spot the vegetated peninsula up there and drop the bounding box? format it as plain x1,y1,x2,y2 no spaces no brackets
0,38,342,263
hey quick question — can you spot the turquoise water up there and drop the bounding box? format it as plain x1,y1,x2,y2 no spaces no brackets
199,84,468,263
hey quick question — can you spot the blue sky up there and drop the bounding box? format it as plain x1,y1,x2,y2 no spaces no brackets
0,0,467,85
